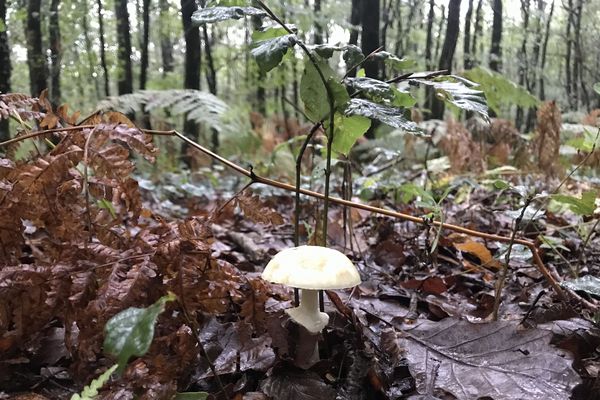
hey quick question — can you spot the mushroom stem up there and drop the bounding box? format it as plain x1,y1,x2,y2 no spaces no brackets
285,289,329,334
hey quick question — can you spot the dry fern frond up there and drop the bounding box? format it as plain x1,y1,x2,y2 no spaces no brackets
440,119,486,173
534,101,562,177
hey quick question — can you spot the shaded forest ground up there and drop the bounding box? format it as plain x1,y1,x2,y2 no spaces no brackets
0,94,599,399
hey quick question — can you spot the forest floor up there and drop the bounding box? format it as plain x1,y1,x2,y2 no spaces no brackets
0,109,599,399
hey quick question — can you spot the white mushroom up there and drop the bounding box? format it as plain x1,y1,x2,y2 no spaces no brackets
261,245,361,334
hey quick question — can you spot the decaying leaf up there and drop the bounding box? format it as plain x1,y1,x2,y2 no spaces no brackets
398,318,581,400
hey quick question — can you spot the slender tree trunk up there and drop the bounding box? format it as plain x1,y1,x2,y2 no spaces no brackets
115,0,133,94
251,13,265,115
361,0,381,80
564,0,574,108
424,0,435,70
314,0,323,44
97,0,110,97
49,0,61,107
515,0,530,129
489,0,503,72
539,0,554,100
393,0,402,56
181,0,201,153
0,0,10,141
463,0,473,69
203,26,217,95
349,0,360,47
434,5,445,65
82,9,100,100
573,0,588,108
140,0,151,90
525,0,545,129
431,0,461,120
159,0,174,76
471,0,483,66
26,0,48,97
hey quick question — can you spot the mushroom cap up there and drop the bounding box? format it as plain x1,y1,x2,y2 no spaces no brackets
262,245,361,290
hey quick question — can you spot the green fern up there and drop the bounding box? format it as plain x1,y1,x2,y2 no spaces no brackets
97,89,232,132
70,364,118,400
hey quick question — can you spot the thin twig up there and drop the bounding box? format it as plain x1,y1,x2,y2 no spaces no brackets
342,46,384,79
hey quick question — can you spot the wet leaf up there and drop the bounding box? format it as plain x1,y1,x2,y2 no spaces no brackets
552,191,596,216
345,77,395,101
103,293,176,373
344,99,422,134
261,367,335,400
251,34,296,73
192,6,266,24
399,318,580,400
454,240,502,269
562,275,600,297
331,113,371,155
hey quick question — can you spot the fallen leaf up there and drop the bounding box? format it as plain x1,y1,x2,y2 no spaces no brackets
398,318,581,400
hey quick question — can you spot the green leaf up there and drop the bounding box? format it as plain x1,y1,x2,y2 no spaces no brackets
565,128,600,152
344,99,423,134
104,293,176,373
331,113,371,155
593,83,600,95
251,26,289,41
251,34,296,73
562,275,600,297
414,75,489,120
71,364,119,400
300,57,349,122
552,191,597,216
463,67,539,114
192,6,265,24
372,51,415,71
343,45,364,68
391,87,417,108
398,183,436,207
174,392,210,400
345,77,395,101
97,198,117,219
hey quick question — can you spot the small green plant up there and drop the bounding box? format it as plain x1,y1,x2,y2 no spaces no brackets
71,293,207,399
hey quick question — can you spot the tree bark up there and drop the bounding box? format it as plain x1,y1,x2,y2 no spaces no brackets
82,7,100,100
431,0,461,120
26,0,48,97
434,5,445,63
159,0,174,76
349,0,360,47
573,0,588,108
49,0,61,107
539,0,554,100
97,0,110,97
181,0,201,154
140,0,151,90
470,0,483,66
424,0,435,70
463,0,473,69
515,0,530,129
114,0,133,94
314,0,323,44
0,0,10,141
361,0,381,80
489,0,503,72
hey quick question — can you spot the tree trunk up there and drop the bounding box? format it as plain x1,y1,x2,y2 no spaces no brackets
424,0,435,70
393,0,402,56
314,0,323,44
539,0,554,100
525,0,545,129
159,0,174,76
349,0,360,47
431,0,461,120
82,9,100,100
380,0,394,76
470,0,483,66
203,26,217,95
565,0,576,108
515,0,530,129
115,0,133,94
181,0,201,154
0,0,10,141
463,0,473,69
573,0,588,108
361,0,380,80
140,0,151,90
489,0,503,72
49,0,61,107
97,0,110,97
434,5,445,63
26,0,48,97
251,13,265,115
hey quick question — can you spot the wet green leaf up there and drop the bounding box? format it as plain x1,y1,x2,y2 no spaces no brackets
104,293,176,373
344,99,422,134
331,113,371,155
251,34,296,73
552,191,596,216
192,6,265,24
